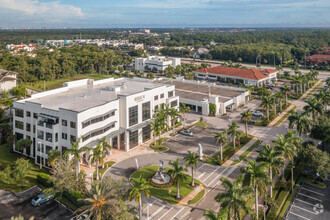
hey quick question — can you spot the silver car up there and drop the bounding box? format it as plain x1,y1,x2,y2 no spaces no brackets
180,129,193,136
251,110,264,117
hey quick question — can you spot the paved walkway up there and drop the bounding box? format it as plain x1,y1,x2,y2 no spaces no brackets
222,138,258,166
178,184,204,205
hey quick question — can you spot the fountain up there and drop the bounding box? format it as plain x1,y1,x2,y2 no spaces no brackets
151,160,171,185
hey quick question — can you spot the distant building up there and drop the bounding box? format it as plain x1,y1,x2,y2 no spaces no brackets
194,66,277,86
0,69,17,91
304,54,330,65
6,44,36,53
135,56,181,73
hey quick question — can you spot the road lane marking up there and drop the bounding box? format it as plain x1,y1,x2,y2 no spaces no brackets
292,205,316,215
197,172,206,179
301,187,325,196
197,164,206,171
289,211,311,220
169,208,184,220
202,166,221,182
158,207,173,220
298,193,323,202
207,167,229,187
149,204,166,219
295,198,316,207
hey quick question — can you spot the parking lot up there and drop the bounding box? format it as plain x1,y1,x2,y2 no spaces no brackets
0,186,73,220
284,182,329,220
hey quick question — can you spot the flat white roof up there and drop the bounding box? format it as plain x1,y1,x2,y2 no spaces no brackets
22,78,164,112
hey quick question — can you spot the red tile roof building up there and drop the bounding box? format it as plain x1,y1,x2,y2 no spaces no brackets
194,66,277,86
304,54,330,65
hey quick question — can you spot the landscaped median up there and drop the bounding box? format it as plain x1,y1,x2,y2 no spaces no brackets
231,140,261,165
93,161,116,180
273,106,297,126
150,137,169,152
130,165,203,205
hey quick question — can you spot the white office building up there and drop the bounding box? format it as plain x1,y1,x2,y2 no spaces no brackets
13,78,179,168
135,56,181,73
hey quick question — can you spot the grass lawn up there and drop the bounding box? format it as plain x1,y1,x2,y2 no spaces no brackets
274,106,297,126
0,144,50,192
188,189,205,204
93,161,116,180
194,121,207,128
150,138,169,152
205,135,253,166
278,184,300,219
130,165,200,204
22,74,116,92
231,140,261,165
299,176,326,188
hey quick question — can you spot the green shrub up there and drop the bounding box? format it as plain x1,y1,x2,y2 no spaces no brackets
63,190,85,207
36,173,53,187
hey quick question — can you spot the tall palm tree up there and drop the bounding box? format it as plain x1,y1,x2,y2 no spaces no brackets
99,137,111,169
316,88,330,112
241,159,270,219
63,138,90,178
280,84,291,106
227,121,240,149
241,110,252,138
180,103,191,129
76,180,123,220
271,94,278,115
169,108,179,134
47,149,61,174
168,158,187,199
261,95,273,121
15,138,32,155
214,131,228,161
256,144,284,198
164,104,172,130
183,151,199,187
288,111,310,136
129,175,151,220
304,97,323,122
215,175,252,220
149,119,160,146
204,209,227,220
89,144,105,181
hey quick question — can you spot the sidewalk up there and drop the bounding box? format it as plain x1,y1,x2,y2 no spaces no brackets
222,137,258,166
178,184,204,205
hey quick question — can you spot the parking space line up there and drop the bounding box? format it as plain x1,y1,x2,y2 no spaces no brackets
158,207,173,220
197,172,206,179
169,208,184,220
203,166,221,182
289,211,312,220
197,164,206,171
149,205,166,219
298,193,323,202
292,205,316,215
143,199,159,210
295,198,316,207
207,167,229,187
301,187,325,196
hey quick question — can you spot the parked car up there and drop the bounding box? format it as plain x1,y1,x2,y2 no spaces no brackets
251,110,264,117
31,193,54,206
180,129,193,136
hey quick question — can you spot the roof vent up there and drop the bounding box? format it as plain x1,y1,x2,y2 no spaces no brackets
83,94,87,98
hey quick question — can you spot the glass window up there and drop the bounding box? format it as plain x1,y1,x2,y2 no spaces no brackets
15,109,24,118
160,93,164,99
46,123,52,129
168,91,174,97
171,100,178,107
62,133,67,140
62,146,67,155
129,130,139,149
55,133,58,142
142,102,151,121
33,113,38,119
129,105,138,126
46,132,52,142
82,121,90,128
154,95,158,101
70,135,76,142
37,130,44,140
70,121,76,129
62,120,67,126
15,121,24,130
142,125,151,142
154,105,159,111
46,146,52,154
26,111,31,117
26,123,31,132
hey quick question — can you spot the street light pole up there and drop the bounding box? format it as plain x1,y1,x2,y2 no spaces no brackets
147,203,152,220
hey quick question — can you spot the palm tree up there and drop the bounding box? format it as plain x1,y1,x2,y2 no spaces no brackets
256,144,284,198
63,138,90,178
271,94,278,115
288,111,310,136
246,84,254,97
304,97,323,122
276,91,284,112
89,144,105,181
261,95,273,121
180,103,190,129
149,120,160,146
99,137,111,169
204,209,227,220
47,149,61,174
168,158,188,199
15,138,32,155
183,151,199,187
215,175,252,220
169,108,179,134
316,88,330,112
241,110,252,138
214,131,228,161
280,84,291,106
227,121,240,149
241,159,270,219
76,180,123,220
129,175,151,220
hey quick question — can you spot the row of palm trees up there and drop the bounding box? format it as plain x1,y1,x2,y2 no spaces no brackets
206,130,303,219
290,69,319,95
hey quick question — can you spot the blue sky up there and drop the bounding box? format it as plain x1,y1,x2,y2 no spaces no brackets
0,0,329,28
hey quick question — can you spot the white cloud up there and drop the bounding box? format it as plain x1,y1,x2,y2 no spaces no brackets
0,0,84,22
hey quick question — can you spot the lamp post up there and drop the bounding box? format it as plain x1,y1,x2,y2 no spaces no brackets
147,203,153,220
264,202,268,220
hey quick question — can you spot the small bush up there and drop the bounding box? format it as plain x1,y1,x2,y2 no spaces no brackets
63,190,85,207
36,173,53,187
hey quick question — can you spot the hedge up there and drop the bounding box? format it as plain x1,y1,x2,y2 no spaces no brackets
62,190,86,208
36,173,53,187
